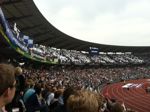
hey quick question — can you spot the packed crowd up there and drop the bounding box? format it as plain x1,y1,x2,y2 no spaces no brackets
31,44,144,66
23,65,150,92
2,63,149,112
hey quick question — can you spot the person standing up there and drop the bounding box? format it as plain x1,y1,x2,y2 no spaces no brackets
5,67,26,112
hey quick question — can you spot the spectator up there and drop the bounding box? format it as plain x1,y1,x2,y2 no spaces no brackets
0,63,16,111
54,86,76,112
24,83,48,112
5,67,26,112
15,67,25,93
67,90,100,112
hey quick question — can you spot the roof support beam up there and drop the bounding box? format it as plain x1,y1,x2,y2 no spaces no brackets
36,37,53,45
2,0,23,5
31,31,49,39
21,24,42,31
67,43,82,50
74,44,88,51
39,33,65,44
7,14,32,21
39,36,63,46
55,40,75,49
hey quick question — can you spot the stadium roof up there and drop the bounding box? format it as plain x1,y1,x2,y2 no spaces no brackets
1,0,150,53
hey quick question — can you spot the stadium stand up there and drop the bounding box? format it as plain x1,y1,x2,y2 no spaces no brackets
1,0,150,112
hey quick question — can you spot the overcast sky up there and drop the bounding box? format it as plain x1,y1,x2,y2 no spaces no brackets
33,0,150,46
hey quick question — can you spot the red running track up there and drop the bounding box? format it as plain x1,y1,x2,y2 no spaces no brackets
101,79,150,112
